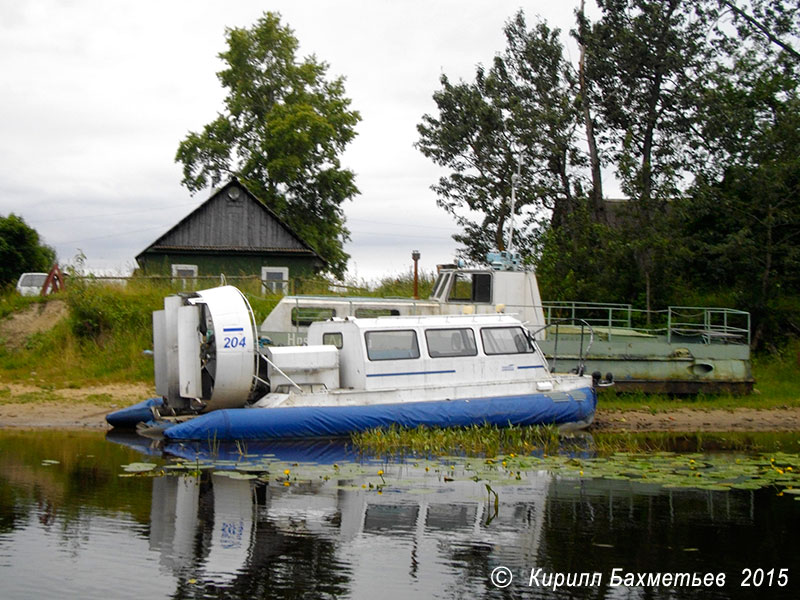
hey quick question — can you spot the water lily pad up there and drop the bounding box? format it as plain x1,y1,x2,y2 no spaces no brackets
163,462,213,471
235,464,270,473
731,483,762,490
213,471,258,480
122,462,157,473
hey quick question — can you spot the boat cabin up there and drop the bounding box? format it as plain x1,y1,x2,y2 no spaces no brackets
260,265,546,346
264,314,551,394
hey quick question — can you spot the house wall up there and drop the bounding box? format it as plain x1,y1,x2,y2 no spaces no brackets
136,252,319,280
136,180,326,287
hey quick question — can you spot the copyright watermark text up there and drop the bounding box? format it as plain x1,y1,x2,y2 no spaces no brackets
489,567,790,591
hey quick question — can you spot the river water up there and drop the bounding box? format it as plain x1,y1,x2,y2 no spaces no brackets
0,429,798,599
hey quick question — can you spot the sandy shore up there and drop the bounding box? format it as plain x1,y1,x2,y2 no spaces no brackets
1,382,799,432
0,382,153,430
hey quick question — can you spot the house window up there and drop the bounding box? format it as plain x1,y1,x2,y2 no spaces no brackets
481,326,534,355
262,266,289,294
171,264,198,289
425,328,478,358
365,330,420,361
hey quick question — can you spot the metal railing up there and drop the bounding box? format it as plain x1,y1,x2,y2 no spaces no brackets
529,318,595,375
666,306,751,345
542,301,633,330
540,302,750,346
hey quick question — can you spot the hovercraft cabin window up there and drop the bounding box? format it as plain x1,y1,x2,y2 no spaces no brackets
365,330,420,361
425,328,478,358
291,307,336,327
447,273,492,303
480,326,534,355
322,332,343,349
354,308,400,318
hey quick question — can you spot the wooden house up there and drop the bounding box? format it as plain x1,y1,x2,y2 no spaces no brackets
136,179,325,291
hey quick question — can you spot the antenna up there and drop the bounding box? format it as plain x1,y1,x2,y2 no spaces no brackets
507,152,524,253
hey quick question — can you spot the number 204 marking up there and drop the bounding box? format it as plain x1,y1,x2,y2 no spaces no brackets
223,336,246,349
741,568,788,587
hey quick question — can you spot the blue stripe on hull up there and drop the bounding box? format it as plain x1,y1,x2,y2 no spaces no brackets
366,369,456,378
162,387,597,441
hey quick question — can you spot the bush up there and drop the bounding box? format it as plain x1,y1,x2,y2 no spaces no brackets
66,280,163,341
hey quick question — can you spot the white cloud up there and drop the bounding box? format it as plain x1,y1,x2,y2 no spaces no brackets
0,0,581,281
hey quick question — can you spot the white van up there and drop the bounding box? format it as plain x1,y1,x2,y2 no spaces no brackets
15,272,47,296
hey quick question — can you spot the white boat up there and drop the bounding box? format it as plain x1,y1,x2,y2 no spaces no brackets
106,285,605,440
260,251,753,394
260,251,546,346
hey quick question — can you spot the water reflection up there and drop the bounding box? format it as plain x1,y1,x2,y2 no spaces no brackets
0,430,798,599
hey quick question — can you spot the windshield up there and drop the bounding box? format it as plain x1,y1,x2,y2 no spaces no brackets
19,273,47,287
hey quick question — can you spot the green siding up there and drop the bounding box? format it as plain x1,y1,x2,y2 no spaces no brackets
137,252,320,280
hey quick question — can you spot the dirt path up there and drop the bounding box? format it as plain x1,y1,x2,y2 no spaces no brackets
1,381,799,432
0,382,154,430
592,407,800,432
0,301,68,349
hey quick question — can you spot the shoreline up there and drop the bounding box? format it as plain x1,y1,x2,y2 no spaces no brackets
1,381,799,432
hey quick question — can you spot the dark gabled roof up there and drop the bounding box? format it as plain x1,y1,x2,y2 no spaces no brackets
137,179,324,264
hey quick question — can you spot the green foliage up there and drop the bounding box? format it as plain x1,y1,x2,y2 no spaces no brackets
369,271,435,299
416,11,579,264
0,213,56,286
175,12,361,278
672,37,800,348
435,1,799,349
65,279,159,340
535,206,633,303
0,281,170,385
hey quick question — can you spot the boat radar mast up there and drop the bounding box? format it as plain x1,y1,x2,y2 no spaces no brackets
487,152,525,272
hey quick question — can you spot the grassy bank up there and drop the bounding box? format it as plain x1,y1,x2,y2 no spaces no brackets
0,279,797,408
0,274,433,388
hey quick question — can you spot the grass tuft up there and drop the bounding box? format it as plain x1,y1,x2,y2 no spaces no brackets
351,423,562,458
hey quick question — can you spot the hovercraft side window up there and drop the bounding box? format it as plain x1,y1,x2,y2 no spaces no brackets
322,332,343,349
365,330,420,361
291,307,336,327
425,328,478,358
480,326,534,355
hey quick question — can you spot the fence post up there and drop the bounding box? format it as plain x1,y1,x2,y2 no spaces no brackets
667,308,672,344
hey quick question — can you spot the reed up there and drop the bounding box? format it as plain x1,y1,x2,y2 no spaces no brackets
352,426,799,458
351,422,562,458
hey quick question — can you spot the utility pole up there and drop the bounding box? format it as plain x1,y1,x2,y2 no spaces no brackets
411,250,421,299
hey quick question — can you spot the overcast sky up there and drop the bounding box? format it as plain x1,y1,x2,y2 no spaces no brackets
0,1,586,283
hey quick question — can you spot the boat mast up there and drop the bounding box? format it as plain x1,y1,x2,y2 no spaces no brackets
507,152,524,254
